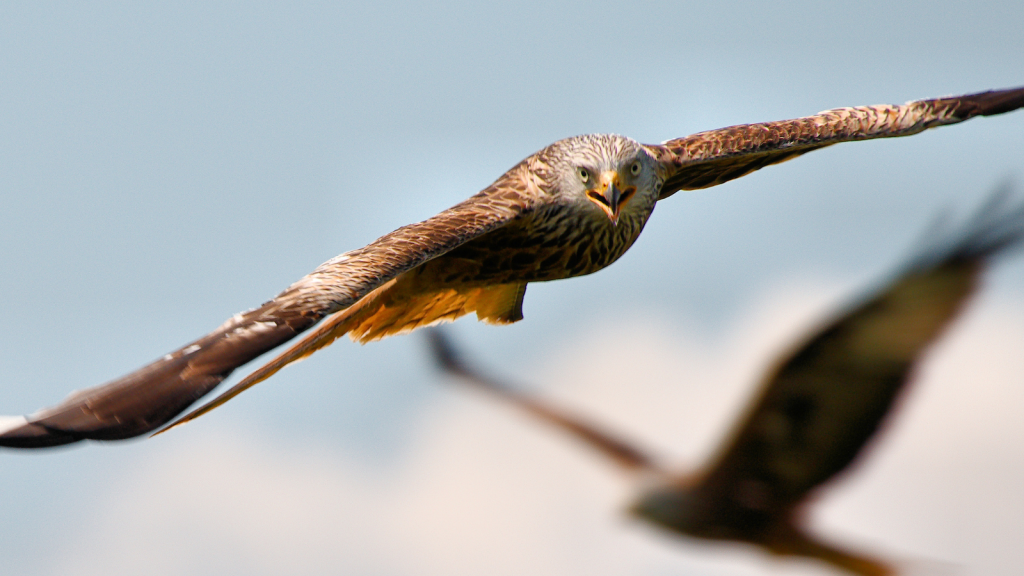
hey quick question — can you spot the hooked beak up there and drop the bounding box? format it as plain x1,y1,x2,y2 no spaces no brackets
587,172,636,225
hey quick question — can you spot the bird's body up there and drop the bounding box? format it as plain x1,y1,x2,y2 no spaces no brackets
271,133,660,343
427,190,1024,576
2,87,1024,447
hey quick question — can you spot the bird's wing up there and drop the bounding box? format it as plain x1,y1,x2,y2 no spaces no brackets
0,167,536,448
646,86,1024,199
425,328,660,475
428,334,896,576
159,278,529,433
694,190,1024,516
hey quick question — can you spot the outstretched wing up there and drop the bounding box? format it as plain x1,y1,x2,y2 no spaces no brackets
695,190,1024,519
646,86,1024,198
0,167,536,448
425,328,660,475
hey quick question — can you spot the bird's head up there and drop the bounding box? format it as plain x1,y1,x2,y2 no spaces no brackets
629,483,714,537
537,134,662,225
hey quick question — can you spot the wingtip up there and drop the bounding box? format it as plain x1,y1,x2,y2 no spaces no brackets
904,183,1024,273
949,85,1024,118
0,415,80,449
973,85,1024,116
0,415,30,435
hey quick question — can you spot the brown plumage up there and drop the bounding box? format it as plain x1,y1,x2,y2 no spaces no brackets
425,191,1024,576
2,87,1023,448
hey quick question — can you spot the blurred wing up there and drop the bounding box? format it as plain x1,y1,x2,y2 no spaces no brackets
697,191,1024,514
426,328,659,475
0,170,534,448
646,86,1024,198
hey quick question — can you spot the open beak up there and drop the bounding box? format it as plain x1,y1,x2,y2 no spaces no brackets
587,172,635,225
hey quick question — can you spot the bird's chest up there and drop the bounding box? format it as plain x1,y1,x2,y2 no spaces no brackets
424,203,651,286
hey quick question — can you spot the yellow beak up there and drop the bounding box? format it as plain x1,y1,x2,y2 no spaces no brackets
587,172,635,225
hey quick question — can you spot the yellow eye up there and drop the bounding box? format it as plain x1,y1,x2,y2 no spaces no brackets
578,168,590,183
630,161,641,176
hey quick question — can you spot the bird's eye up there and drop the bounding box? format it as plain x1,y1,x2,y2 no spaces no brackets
630,161,641,176
578,168,590,183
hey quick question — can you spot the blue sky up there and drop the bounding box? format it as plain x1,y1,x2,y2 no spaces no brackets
1,2,1023,575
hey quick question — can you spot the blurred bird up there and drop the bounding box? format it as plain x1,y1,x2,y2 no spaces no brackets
425,191,1024,576
3,87,1024,448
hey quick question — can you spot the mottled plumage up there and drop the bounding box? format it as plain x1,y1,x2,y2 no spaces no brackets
427,191,1024,576
2,87,1023,447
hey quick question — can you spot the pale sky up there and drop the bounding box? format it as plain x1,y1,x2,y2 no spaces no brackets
1,2,1023,575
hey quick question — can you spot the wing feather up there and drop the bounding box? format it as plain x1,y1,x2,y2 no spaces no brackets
0,166,536,447
159,281,529,433
695,190,1024,517
647,86,1024,198
425,329,659,474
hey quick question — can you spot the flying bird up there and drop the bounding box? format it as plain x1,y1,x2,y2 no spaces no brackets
2,87,1024,448
425,191,1024,576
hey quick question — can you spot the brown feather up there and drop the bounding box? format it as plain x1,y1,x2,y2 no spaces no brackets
156,275,529,433
648,86,1024,199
